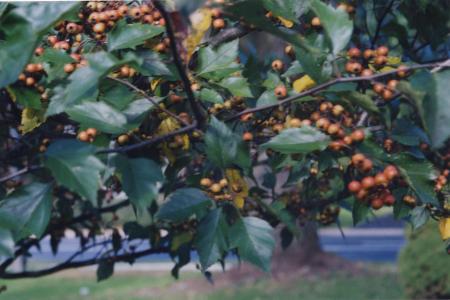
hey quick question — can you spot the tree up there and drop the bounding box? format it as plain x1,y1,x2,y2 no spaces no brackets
0,0,449,281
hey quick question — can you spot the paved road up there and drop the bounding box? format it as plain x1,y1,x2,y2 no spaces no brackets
23,227,405,268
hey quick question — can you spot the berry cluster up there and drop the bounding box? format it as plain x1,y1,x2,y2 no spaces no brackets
200,177,233,201
77,127,98,143
348,154,400,209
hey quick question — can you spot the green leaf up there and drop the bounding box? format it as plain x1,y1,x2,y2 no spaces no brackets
261,126,330,154
205,117,251,170
399,70,450,149
218,77,253,98
113,155,163,215
156,188,212,222
310,0,353,54
256,91,278,107
7,86,41,109
107,20,164,51
262,0,309,21
333,91,379,114
0,2,80,88
46,52,130,115
199,89,223,104
229,216,275,272
195,40,240,79
97,260,114,282
41,48,75,83
122,99,154,128
352,198,369,226
44,140,105,203
410,206,430,230
100,80,136,110
0,182,52,239
135,50,177,79
0,228,14,257
194,208,228,270
67,101,128,134
226,0,317,54
393,154,438,205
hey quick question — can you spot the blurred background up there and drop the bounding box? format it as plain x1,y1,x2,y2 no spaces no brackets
1,207,449,300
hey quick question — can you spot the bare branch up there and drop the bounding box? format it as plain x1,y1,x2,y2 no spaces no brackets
0,165,42,184
0,246,169,279
107,76,190,127
227,60,450,121
153,0,206,126
96,122,197,154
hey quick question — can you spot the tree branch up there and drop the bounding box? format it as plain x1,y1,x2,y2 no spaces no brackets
227,60,450,121
153,0,206,126
371,0,395,47
206,24,252,47
107,76,190,127
0,246,169,279
96,122,197,154
0,165,42,184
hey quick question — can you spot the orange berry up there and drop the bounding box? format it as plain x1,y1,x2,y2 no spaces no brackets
361,176,376,189
361,159,373,172
351,129,365,142
376,46,389,56
347,47,361,58
348,181,362,193
311,17,321,27
64,63,75,73
352,153,366,166
289,118,302,128
361,69,373,77
129,7,142,19
274,85,287,99
383,194,395,206
363,49,375,60
78,131,89,142
25,77,35,86
93,22,106,33
117,134,129,145
200,178,212,187
371,198,384,210
212,18,226,30
373,83,385,94
375,173,388,186
86,128,97,137
271,59,284,72
242,132,253,142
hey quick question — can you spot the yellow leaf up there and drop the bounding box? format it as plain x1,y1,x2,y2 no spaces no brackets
150,78,162,92
162,143,176,164
233,196,245,209
181,134,190,150
20,108,46,134
387,56,401,65
157,117,180,135
185,8,212,61
170,232,193,251
277,16,294,28
225,168,249,209
379,66,396,72
439,218,450,240
293,75,316,93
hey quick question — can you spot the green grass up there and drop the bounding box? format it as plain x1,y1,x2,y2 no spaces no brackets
0,266,404,300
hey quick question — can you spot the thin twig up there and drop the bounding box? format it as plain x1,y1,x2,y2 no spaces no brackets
107,76,189,127
0,165,42,184
97,122,197,154
371,0,395,47
227,60,450,121
153,0,206,126
0,246,169,279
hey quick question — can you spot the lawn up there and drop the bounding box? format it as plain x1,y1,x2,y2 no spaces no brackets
0,265,404,300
